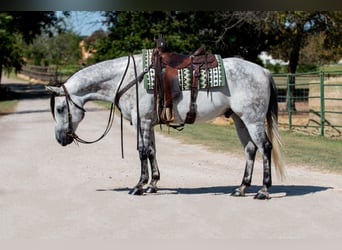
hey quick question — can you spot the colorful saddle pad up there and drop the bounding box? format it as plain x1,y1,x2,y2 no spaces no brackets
142,49,226,90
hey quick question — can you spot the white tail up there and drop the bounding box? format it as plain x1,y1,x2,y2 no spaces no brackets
267,76,286,180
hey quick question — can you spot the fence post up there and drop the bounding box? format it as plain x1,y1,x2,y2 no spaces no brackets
287,74,292,130
320,71,325,136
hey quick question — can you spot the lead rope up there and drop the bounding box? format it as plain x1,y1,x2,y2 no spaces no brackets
115,59,152,158
131,55,145,153
114,55,132,159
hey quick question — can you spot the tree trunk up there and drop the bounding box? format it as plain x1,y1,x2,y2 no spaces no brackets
0,62,2,88
287,52,298,111
286,30,303,112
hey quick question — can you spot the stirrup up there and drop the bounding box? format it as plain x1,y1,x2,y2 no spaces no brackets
160,107,175,123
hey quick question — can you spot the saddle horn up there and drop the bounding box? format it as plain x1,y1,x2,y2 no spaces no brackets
155,34,167,52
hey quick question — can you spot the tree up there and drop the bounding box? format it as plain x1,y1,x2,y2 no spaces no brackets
92,11,342,110
23,31,82,66
270,11,342,110
0,13,23,83
94,11,278,63
94,11,204,61
0,11,65,84
299,32,340,65
218,11,342,110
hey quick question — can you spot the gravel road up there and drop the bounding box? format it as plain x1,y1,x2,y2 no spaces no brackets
1,77,342,240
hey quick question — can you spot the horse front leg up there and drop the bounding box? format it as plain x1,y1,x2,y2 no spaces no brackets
128,147,150,195
145,128,160,193
129,119,151,195
129,119,160,195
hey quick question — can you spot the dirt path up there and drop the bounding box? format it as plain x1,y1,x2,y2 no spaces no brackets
1,77,342,239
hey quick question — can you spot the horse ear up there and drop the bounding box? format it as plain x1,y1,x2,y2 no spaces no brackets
46,86,64,96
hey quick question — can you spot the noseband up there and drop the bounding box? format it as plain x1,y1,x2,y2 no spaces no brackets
50,84,86,141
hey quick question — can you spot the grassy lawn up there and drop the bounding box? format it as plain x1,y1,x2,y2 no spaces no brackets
320,64,342,72
158,122,342,173
0,84,18,115
0,100,18,114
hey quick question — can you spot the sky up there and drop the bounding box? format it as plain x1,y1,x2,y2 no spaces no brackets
60,11,108,36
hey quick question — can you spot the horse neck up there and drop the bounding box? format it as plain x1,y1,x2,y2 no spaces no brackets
65,58,128,105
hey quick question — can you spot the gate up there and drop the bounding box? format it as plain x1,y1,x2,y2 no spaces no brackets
273,71,342,138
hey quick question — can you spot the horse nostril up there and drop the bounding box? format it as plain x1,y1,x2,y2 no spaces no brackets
56,133,68,146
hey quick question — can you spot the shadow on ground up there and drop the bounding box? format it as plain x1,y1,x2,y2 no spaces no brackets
1,82,50,100
97,184,332,198
0,82,51,116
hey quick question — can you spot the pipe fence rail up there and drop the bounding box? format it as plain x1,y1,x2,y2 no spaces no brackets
273,71,342,138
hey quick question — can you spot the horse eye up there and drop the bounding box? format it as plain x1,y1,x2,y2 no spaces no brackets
56,106,65,114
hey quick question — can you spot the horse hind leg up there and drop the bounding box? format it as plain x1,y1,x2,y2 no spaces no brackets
246,123,273,200
254,136,272,200
231,114,257,197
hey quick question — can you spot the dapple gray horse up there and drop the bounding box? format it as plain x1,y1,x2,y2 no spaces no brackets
47,54,285,199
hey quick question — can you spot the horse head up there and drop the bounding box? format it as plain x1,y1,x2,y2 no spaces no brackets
46,86,86,146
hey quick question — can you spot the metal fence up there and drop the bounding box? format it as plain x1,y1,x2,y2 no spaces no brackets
273,71,342,138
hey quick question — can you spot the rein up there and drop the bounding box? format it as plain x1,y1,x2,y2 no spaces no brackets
68,56,131,145
51,55,151,158
59,85,116,145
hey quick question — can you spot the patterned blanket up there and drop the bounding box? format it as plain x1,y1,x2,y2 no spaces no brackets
142,49,226,90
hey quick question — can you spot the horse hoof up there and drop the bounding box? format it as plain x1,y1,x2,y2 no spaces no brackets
145,186,158,193
129,187,144,195
231,189,245,197
254,191,270,200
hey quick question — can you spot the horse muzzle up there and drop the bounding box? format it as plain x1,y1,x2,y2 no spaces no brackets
56,132,74,146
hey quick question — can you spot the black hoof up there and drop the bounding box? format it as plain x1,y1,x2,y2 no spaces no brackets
129,187,144,195
145,186,158,193
231,189,245,197
254,191,270,200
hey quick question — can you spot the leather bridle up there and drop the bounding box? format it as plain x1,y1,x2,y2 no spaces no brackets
50,84,88,142
49,55,151,148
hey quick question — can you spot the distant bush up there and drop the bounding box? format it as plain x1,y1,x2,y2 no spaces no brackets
266,63,319,74
296,64,318,73
265,63,287,74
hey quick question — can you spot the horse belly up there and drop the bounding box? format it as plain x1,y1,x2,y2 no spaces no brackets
174,90,229,123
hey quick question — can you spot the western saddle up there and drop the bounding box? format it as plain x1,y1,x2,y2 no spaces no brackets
152,35,218,126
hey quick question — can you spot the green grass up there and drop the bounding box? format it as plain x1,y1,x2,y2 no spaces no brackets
0,84,18,114
280,130,342,172
319,64,342,72
0,100,18,114
158,122,342,173
159,123,242,155
94,101,113,109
